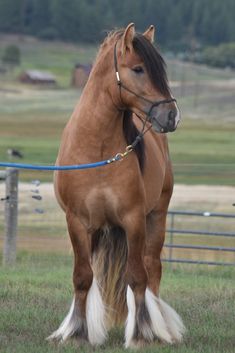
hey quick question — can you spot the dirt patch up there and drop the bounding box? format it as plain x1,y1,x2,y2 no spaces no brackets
1,182,234,213
170,184,235,213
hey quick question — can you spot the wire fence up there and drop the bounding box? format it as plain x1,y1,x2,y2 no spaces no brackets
0,173,235,266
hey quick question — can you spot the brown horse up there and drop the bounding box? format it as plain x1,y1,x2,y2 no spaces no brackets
48,23,185,348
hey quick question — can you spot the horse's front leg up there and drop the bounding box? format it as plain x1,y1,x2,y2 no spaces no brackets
122,208,171,348
122,208,148,348
48,212,107,346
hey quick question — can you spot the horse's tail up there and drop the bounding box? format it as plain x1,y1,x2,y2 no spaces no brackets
91,227,128,327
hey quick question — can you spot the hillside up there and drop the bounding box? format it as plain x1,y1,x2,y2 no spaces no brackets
0,35,235,185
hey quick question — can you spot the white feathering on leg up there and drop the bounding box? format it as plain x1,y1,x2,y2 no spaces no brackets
47,297,82,342
86,278,107,346
158,297,186,342
145,288,173,343
125,286,136,348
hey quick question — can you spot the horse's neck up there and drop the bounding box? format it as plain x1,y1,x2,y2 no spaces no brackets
68,80,124,159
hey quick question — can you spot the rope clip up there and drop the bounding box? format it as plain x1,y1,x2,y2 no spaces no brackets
115,145,133,161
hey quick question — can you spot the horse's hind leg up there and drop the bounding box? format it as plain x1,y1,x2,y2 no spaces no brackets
144,192,185,343
145,201,168,296
48,212,107,346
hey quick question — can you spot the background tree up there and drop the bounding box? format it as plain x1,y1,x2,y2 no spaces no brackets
0,0,235,51
2,45,21,66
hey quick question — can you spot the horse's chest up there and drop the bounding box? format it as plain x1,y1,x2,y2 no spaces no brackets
64,186,119,230
85,187,119,216
56,164,145,228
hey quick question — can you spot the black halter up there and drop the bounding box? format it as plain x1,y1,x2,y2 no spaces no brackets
113,41,176,132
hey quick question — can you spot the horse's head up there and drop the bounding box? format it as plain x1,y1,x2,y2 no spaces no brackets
108,23,180,133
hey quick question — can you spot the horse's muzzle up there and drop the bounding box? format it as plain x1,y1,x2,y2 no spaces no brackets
146,98,180,133
149,107,180,133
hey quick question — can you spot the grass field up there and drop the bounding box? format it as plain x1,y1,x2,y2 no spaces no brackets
168,120,235,185
0,87,234,184
0,252,234,353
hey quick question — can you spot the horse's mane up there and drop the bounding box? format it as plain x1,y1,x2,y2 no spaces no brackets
123,110,145,172
102,30,170,172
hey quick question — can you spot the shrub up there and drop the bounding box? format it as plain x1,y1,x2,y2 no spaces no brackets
2,45,21,66
200,43,235,69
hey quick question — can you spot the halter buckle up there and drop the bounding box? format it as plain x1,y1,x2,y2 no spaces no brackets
116,71,121,84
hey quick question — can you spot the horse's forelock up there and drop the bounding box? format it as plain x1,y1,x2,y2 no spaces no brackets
132,34,170,96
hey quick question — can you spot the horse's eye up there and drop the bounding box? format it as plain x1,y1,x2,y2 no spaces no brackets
132,66,144,74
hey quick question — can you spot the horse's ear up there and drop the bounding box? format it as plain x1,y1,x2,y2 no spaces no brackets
121,23,135,55
143,25,155,43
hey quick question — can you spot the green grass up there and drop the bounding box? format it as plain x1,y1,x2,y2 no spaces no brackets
0,252,234,353
169,120,235,185
0,89,80,181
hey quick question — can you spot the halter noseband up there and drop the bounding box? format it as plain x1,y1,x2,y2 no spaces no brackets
114,41,177,131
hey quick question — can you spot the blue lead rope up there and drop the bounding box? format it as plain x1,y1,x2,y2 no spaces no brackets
0,157,119,171
0,145,135,171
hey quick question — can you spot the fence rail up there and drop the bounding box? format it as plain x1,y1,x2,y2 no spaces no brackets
168,210,235,218
164,243,235,252
166,229,235,238
162,258,235,266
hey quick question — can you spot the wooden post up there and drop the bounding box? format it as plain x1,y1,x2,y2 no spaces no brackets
3,168,19,266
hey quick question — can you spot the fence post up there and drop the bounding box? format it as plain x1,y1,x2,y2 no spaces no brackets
3,168,19,266
169,212,175,267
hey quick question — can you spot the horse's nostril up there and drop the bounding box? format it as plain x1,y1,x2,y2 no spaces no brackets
168,111,176,128
168,110,176,121
166,110,177,131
